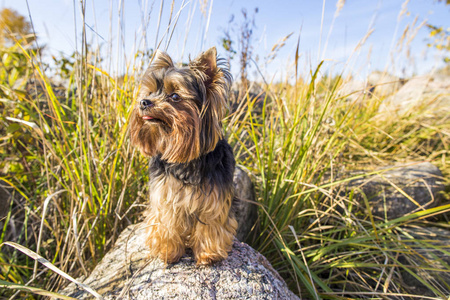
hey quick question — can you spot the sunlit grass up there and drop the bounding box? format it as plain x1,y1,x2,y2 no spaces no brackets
1,0,449,299
225,60,449,298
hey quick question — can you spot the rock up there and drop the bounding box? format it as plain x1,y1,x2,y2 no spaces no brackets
338,71,404,102
231,81,265,102
379,74,450,115
230,81,267,117
234,167,258,242
399,227,450,297
61,224,299,300
367,71,404,97
344,162,445,220
338,78,368,102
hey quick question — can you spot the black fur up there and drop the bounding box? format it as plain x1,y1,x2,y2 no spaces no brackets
149,139,235,192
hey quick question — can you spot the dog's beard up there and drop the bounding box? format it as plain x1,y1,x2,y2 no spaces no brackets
129,108,165,157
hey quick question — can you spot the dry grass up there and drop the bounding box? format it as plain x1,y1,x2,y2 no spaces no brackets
0,0,449,299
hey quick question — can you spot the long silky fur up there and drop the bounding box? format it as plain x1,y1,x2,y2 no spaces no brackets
129,47,238,265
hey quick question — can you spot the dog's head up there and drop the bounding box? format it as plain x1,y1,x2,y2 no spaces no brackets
129,47,232,164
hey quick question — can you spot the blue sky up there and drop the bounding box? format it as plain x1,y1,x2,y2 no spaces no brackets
2,0,449,80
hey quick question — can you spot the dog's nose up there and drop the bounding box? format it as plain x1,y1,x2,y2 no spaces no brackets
140,99,153,109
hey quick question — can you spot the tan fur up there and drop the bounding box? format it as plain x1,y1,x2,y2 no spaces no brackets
145,174,237,265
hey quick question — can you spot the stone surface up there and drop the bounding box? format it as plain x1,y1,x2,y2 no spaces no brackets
367,71,403,97
344,162,445,219
61,224,299,300
337,79,368,102
379,74,450,115
234,167,258,242
338,72,404,103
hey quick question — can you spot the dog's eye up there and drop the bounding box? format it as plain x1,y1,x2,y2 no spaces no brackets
169,93,181,102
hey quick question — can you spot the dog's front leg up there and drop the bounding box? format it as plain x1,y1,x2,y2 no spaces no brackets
145,206,187,264
190,192,237,265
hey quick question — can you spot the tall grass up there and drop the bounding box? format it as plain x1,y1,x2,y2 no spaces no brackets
1,0,449,299
1,37,150,298
226,65,450,298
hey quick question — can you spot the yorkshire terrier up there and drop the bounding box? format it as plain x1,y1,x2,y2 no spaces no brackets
130,47,238,265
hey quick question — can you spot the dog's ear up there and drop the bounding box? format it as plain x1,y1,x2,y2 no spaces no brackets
190,47,218,89
151,50,174,70
189,47,232,154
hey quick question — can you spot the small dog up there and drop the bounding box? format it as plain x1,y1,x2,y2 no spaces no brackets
130,47,238,265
